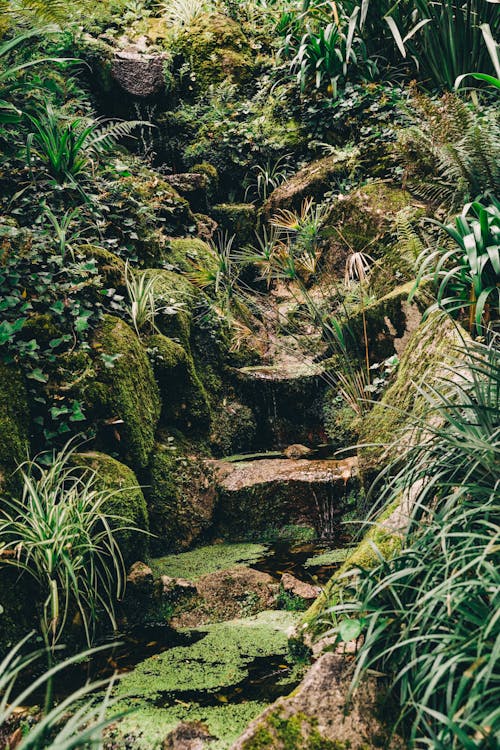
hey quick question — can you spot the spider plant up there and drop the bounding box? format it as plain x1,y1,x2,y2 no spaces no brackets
124,263,184,339
271,197,328,281
344,247,376,382
26,103,144,185
189,232,239,302
240,226,284,288
0,440,135,654
455,22,500,91
158,0,208,27
331,335,500,749
0,633,128,750
412,199,500,335
244,154,291,202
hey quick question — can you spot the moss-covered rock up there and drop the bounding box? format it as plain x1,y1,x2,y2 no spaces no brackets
147,333,210,430
175,13,253,93
141,268,201,347
86,315,161,470
73,451,149,565
358,312,468,485
322,182,425,279
342,280,428,365
146,447,216,553
0,362,29,496
166,238,214,274
212,203,257,248
263,150,359,220
80,244,126,292
210,399,257,457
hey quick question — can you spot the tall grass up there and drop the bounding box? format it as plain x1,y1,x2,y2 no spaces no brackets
330,335,500,749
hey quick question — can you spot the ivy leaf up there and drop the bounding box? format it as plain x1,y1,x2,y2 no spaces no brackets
27,368,48,383
338,618,363,642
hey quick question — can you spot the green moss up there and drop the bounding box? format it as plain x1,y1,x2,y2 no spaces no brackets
147,333,210,430
80,245,126,291
73,451,149,565
210,400,256,456
175,13,252,93
113,611,300,748
86,315,161,470
167,238,214,273
151,542,268,580
192,161,219,201
359,312,466,482
301,500,402,634
0,362,29,496
243,708,352,750
212,203,257,247
146,448,215,552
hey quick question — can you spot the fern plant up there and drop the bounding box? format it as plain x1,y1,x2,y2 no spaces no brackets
26,103,144,185
0,0,67,23
397,92,500,208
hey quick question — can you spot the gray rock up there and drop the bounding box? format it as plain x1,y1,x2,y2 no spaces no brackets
160,575,197,598
162,721,214,750
111,50,167,97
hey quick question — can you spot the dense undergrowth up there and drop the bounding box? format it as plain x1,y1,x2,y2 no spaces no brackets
0,0,499,748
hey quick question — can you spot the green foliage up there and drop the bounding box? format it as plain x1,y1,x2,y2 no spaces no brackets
0,221,108,446
333,337,500,749
414,198,500,334
397,91,500,208
384,0,499,91
125,263,184,339
26,102,144,187
0,439,136,649
0,634,126,750
276,585,308,612
1,0,67,23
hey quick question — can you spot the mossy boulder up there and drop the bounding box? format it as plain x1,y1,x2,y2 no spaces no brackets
175,13,252,93
358,312,468,485
141,268,201,347
342,280,427,365
146,447,216,553
86,315,161,470
210,399,257,456
262,150,359,220
0,362,29,496
166,238,214,274
73,452,149,565
80,245,126,292
212,203,257,248
322,182,424,277
147,333,210,430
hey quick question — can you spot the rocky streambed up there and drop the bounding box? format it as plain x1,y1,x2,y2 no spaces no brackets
94,539,351,749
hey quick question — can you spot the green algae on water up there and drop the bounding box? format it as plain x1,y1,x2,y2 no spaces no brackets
150,542,269,581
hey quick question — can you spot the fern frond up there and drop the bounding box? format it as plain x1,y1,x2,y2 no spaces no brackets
88,120,146,153
2,0,67,22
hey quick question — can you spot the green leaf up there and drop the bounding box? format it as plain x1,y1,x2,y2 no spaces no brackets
339,618,363,642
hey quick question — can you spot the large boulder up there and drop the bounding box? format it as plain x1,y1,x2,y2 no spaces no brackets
262,150,359,220
232,652,404,749
111,49,167,97
146,448,216,553
0,362,29,496
358,312,468,485
147,333,210,430
74,451,149,565
175,13,252,93
211,204,257,248
86,315,161,470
